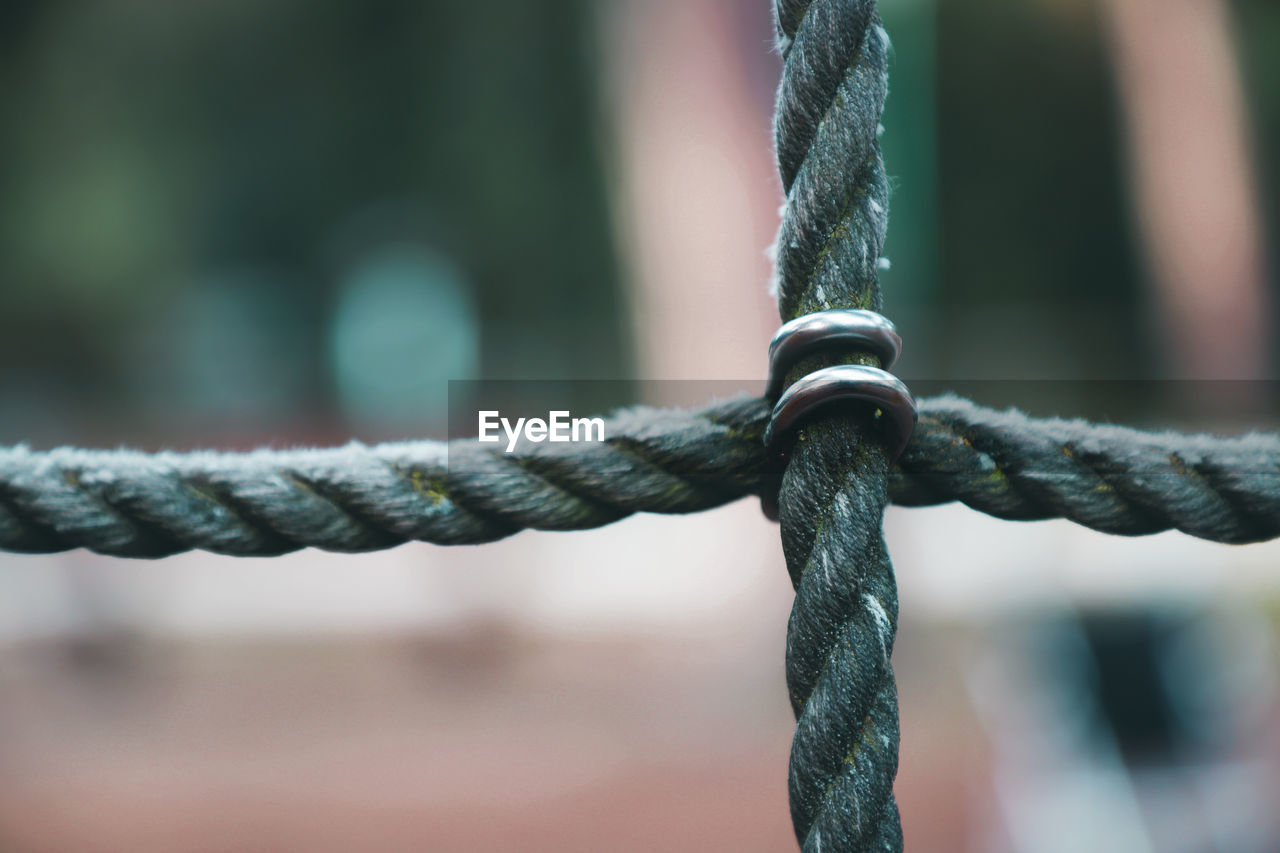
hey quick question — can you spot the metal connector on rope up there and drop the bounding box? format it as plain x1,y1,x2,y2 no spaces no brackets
764,308,902,399
761,309,917,521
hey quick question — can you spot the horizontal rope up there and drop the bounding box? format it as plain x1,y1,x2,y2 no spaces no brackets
1,393,1278,557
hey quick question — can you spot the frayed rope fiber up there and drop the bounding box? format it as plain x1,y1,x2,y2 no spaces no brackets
2,394,1280,559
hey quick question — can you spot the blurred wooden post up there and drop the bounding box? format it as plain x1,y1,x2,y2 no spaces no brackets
1104,0,1271,381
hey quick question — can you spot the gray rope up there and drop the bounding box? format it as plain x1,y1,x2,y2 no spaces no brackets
3,394,1280,558
897,395,1280,543
770,0,901,849
0,397,766,558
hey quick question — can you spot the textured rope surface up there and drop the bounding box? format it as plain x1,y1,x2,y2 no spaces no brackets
896,396,1280,543
4,395,1280,558
770,0,902,848
0,397,766,558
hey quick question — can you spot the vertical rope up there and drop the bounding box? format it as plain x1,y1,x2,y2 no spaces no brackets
771,1,903,850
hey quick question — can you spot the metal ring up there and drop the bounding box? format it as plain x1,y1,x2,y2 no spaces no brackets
764,364,916,458
765,309,901,401
761,365,917,519
760,364,916,520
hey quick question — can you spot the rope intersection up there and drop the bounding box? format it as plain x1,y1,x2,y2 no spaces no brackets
2,1,1278,850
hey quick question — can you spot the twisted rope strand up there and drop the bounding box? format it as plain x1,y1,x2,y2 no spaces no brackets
895,395,1280,543
3,395,1279,558
770,0,902,848
0,396,765,557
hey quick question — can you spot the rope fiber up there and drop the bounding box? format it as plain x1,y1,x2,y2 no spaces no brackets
3,394,1280,558
770,0,902,847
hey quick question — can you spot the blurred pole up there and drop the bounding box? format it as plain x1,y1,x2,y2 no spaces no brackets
600,0,779,396
1103,0,1271,381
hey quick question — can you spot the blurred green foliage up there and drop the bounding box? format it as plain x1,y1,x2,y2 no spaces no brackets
1,0,1277,443
0,0,629,443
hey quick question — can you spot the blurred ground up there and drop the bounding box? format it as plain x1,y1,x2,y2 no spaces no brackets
0,615,987,853
0,631,800,852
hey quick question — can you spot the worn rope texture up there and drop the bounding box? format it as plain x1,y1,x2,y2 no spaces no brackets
771,1,902,849
0,398,765,558
4,394,1280,558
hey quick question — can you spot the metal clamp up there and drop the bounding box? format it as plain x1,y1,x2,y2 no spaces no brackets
766,309,902,400
764,365,916,460
761,310,916,521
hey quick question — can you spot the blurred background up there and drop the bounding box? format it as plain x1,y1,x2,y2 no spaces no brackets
2,0,1280,850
